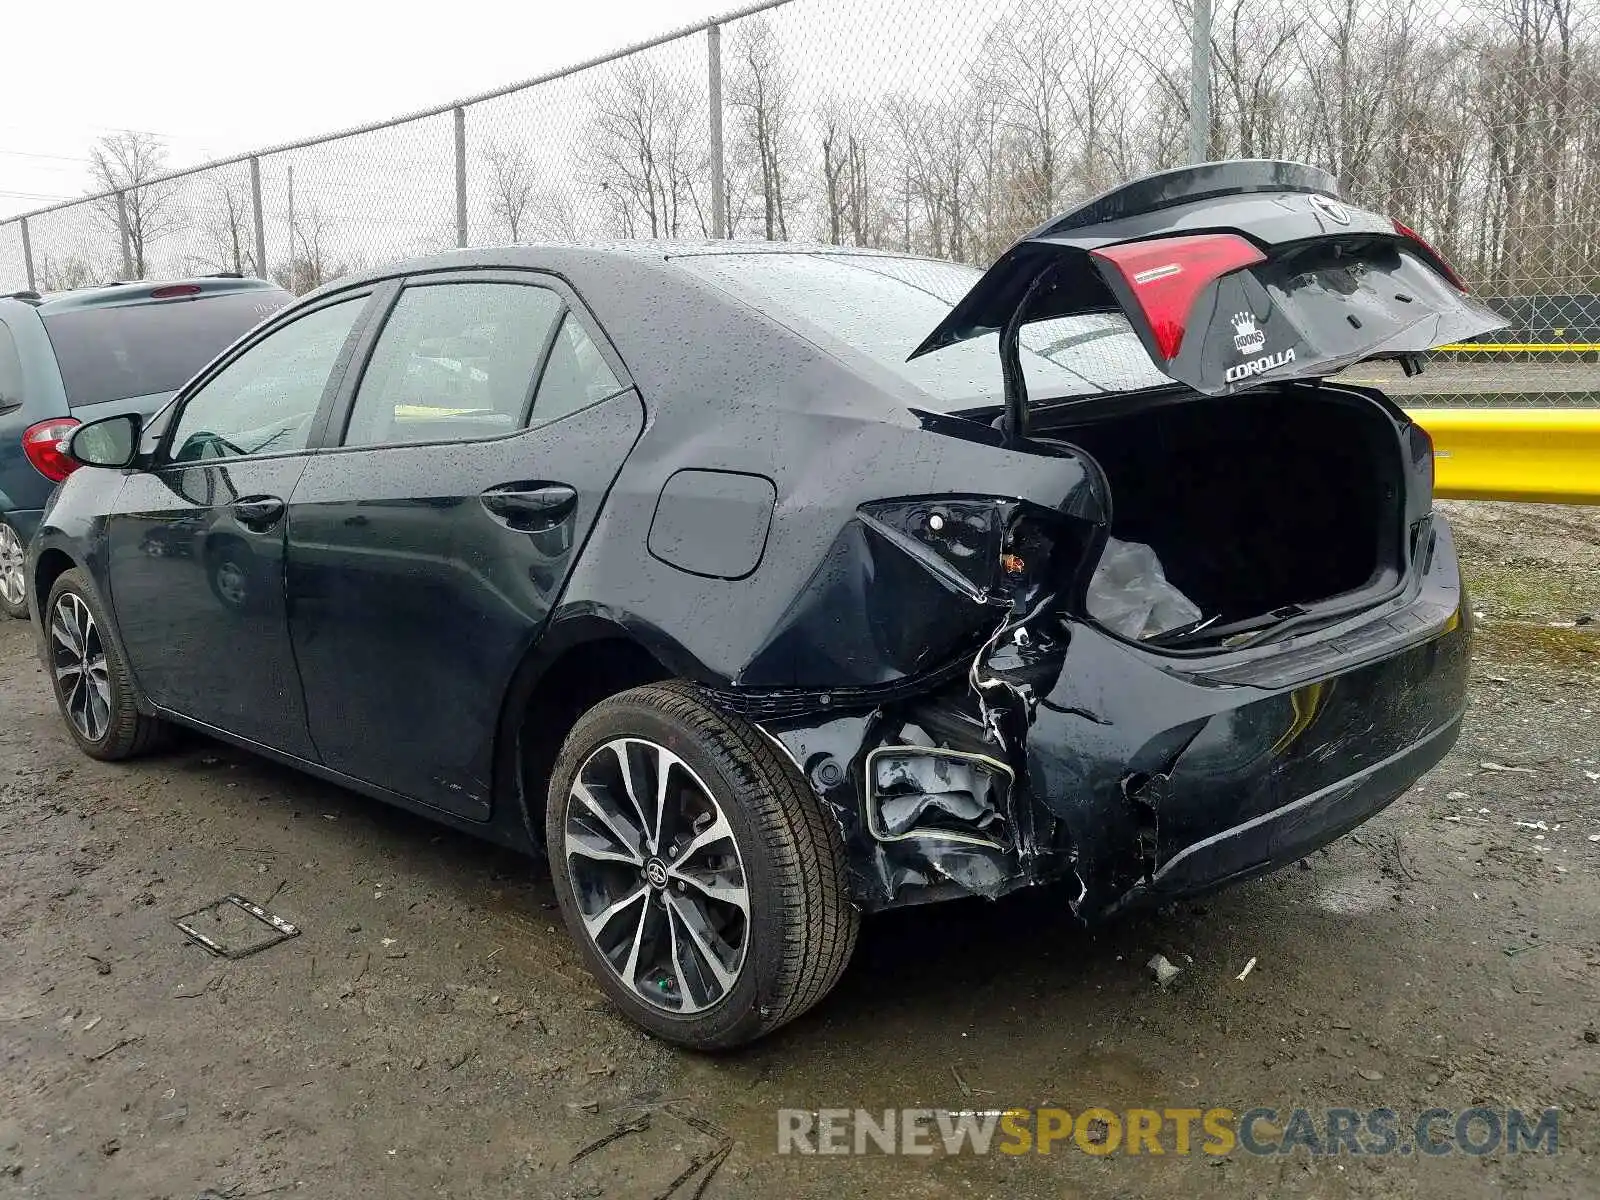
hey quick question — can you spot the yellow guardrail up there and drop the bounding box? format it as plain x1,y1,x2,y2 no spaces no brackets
1409,408,1600,504
1438,342,1600,353
1438,343,1600,353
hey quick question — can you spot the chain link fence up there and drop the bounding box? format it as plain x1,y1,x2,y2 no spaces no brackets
3,0,1597,403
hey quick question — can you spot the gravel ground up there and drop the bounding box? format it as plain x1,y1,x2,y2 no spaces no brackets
1,501,1597,1199
1336,360,1600,402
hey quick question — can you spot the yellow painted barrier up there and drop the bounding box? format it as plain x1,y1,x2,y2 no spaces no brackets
1409,408,1600,504
1438,343,1600,353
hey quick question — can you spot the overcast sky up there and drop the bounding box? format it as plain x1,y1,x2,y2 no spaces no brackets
0,0,734,219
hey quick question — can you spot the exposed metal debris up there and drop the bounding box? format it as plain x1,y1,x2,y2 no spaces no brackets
174,895,300,960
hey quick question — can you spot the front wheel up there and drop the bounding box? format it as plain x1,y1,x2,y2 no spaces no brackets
545,682,858,1049
44,569,167,760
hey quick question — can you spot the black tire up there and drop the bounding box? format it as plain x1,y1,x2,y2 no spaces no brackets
545,681,858,1049
0,517,28,620
44,569,168,761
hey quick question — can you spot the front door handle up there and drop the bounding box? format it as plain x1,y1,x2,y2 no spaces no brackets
480,483,577,532
232,495,285,532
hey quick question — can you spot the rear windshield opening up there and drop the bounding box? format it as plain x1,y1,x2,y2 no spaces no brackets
42,290,289,409
674,251,1170,409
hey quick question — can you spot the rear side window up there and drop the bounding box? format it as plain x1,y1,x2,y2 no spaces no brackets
531,313,622,423
42,290,290,409
0,323,21,406
342,282,565,448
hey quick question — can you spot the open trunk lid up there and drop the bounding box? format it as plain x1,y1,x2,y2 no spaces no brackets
909,160,1506,401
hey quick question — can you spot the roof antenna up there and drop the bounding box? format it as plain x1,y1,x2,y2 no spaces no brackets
998,261,1059,447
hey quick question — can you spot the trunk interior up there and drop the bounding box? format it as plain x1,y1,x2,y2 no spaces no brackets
1042,387,1407,646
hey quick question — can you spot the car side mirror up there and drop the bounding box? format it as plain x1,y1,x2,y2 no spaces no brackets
67,412,142,469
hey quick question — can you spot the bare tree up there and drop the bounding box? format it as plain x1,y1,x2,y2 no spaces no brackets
1294,0,1421,196
1207,0,1302,159
973,9,1071,224
1056,23,1126,200
728,17,799,240
274,205,343,294
1472,0,1581,290
526,189,581,242
482,140,539,242
191,176,257,276
818,97,879,247
36,251,98,291
88,132,183,278
581,57,707,238
883,96,984,262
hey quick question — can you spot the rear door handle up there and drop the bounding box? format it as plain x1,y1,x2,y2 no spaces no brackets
231,496,285,532
480,483,577,532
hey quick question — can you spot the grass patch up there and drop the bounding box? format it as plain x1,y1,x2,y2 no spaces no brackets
1460,560,1597,624
1473,620,1600,669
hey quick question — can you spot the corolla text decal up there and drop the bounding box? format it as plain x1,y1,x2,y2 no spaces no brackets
1225,346,1297,382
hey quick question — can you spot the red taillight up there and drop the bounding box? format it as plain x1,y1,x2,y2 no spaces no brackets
1392,220,1469,292
1091,233,1267,362
22,418,82,483
149,284,203,299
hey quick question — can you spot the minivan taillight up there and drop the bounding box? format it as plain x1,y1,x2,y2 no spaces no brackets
22,417,82,483
1091,233,1267,362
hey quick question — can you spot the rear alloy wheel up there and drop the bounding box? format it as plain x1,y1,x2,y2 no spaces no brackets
0,519,27,619
546,682,858,1049
45,569,167,760
566,738,751,1014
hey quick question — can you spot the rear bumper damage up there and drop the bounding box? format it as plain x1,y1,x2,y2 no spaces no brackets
750,516,1470,918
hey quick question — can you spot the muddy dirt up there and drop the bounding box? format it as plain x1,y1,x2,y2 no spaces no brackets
2,501,1598,1199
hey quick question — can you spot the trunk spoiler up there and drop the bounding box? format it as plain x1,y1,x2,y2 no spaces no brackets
909,160,1507,442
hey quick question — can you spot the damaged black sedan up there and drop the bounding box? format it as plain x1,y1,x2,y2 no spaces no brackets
29,161,1502,1048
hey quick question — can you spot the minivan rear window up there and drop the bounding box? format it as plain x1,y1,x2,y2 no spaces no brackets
42,290,291,408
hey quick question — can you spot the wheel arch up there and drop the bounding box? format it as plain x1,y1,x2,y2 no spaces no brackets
32,546,78,620
494,613,693,848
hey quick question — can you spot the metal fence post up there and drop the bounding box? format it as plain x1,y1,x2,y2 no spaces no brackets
708,23,726,239
1189,0,1213,164
19,217,34,291
249,157,268,280
115,190,133,280
454,107,469,248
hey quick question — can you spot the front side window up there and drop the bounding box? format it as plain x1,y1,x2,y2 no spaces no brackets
342,282,565,447
168,296,366,464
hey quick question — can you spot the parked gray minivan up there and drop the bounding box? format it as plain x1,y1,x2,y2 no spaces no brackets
0,276,290,616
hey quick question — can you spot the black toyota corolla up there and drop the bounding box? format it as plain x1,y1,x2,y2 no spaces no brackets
29,161,1502,1048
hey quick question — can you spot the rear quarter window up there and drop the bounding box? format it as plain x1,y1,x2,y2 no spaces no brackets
42,290,291,409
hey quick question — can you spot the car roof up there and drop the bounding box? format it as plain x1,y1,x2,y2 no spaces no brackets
10,275,283,317
325,241,940,292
